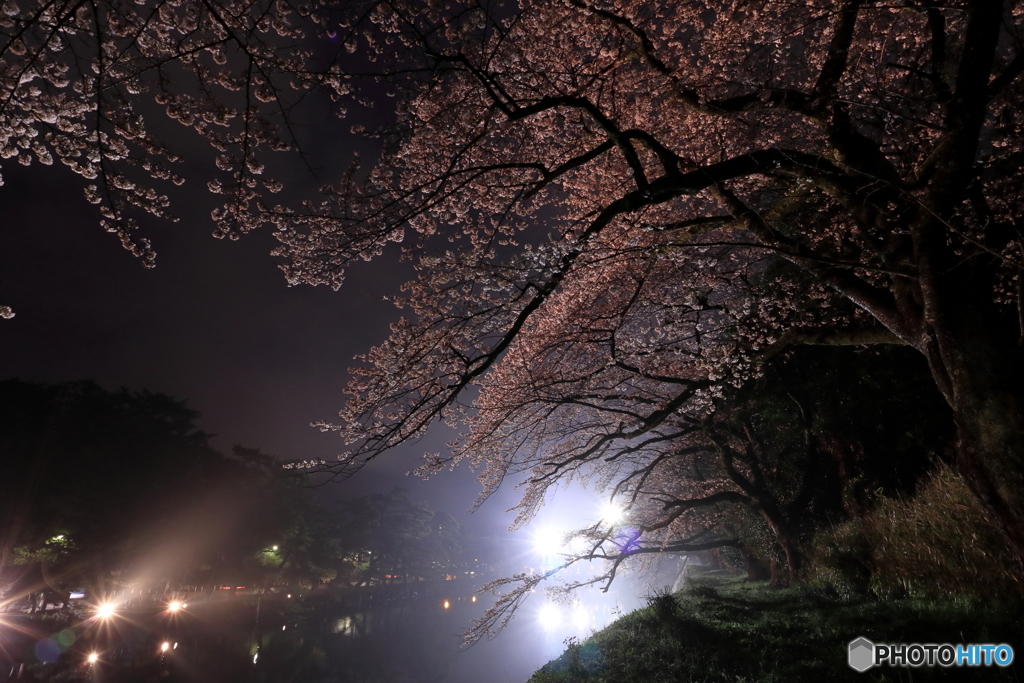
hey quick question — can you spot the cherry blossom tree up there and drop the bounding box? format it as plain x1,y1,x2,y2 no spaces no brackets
0,0,328,263
6,0,1024,629
270,0,1024,566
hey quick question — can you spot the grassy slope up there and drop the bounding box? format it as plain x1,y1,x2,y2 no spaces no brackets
528,570,1023,683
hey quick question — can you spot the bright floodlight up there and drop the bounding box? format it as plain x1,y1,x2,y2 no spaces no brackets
96,603,115,619
161,642,170,653
87,653,99,664
532,526,566,558
600,500,624,525
168,601,182,612
538,603,562,631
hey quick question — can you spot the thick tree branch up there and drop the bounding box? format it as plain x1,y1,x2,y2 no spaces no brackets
929,0,1003,216
660,490,752,512
989,49,1024,96
712,185,915,344
813,0,864,105
757,325,909,361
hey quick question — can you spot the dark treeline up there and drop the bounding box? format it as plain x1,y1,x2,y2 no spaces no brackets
0,379,484,611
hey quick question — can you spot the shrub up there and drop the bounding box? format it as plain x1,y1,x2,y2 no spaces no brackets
809,465,1022,599
644,589,680,621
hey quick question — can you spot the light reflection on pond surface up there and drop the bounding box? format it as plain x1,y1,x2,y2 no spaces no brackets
255,585,638,683
2,579,648,682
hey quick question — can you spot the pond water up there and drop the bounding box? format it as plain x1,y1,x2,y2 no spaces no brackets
1,581,646,683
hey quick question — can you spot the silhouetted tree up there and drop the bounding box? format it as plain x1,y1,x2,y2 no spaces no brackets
0,380,341,597
0,379,219,570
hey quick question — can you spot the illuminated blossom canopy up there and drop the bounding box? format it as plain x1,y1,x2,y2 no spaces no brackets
4,0,1023,636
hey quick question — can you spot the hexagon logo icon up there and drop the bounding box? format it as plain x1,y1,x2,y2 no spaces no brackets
849,637,875,672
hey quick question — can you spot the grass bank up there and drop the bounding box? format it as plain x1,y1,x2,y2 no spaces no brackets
528,570,1023,682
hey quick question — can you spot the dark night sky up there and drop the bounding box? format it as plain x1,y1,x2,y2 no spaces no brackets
0,149,511,526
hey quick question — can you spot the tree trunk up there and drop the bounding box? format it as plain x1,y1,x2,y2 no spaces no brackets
768,555,787,587
777,534,803,585
756,504,803,584
929,294,1024,567
948,361,1024,567
737,544,771,581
